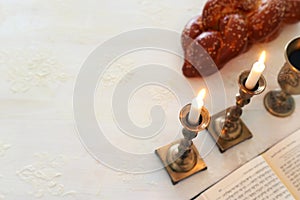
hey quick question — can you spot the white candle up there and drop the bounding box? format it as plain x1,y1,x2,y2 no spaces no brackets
245,51,266,90
188,89,206,125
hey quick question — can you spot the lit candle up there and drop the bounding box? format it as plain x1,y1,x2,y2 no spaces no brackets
188,89,206,125
245,51,266,90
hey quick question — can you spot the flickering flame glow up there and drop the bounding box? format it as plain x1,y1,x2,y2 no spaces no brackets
196,89,206,107
259,50,266,64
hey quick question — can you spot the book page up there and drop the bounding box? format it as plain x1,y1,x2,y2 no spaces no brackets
262,129,300,199
199,156,293,200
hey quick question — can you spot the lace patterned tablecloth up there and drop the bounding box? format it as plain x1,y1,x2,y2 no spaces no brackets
0,0,300,199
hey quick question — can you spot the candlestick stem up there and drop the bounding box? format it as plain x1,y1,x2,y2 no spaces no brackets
167,128,197,172
155,104,210,184
207,71,266,152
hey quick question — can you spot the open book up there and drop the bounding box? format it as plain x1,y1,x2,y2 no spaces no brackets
197,129,300,200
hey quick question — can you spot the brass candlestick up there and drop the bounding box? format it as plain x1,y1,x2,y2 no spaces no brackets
155,104,210,184
264,37,300,117
207,71,266,152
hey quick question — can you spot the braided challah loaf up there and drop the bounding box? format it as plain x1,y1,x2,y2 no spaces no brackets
182,0,300,78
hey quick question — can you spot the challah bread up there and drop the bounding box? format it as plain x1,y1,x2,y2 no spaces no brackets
218,14,248,65
182,0,300,78
183,14,248,77
181,15,204,52
284,0,300,23
247,0,285,42
183,31,222,77
202,0,257,29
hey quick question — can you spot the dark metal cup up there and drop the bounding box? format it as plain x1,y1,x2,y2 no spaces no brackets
264,37,300,117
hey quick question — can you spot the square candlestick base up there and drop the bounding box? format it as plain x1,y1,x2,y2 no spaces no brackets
206,110,253,153
155,140,207,185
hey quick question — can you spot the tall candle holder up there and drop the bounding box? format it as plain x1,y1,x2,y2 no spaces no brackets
264,37,300,117
207,71,266,153
155,104,210,185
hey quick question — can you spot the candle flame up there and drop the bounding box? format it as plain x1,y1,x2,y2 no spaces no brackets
197,89,206,101
259,51,266,63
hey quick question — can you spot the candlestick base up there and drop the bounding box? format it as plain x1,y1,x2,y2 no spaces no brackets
207,109,252,153
155,140,207,185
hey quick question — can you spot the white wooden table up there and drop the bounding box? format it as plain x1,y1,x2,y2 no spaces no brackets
0,1,299,199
